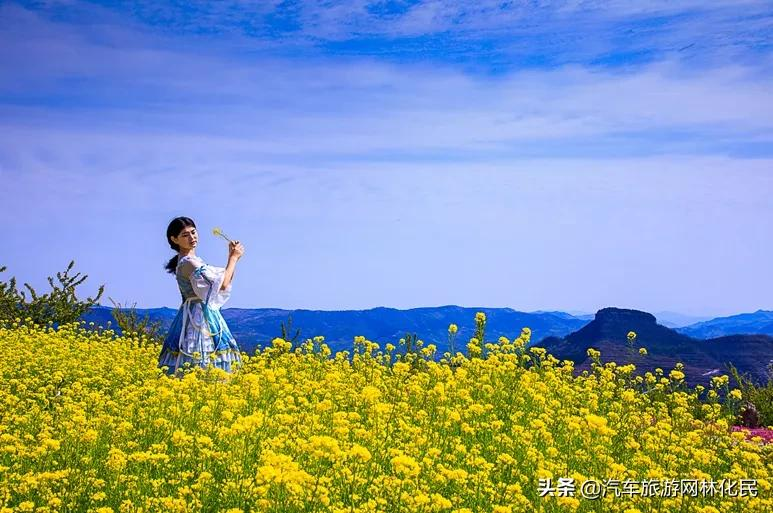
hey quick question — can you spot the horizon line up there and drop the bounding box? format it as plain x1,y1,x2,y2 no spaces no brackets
91,303,772,318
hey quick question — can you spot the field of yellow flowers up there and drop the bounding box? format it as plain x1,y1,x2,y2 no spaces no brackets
0,316,771,513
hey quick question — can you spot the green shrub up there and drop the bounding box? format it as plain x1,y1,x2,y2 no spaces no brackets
729,363,773,427
0,261,104,326
109,297,165,345
280,314,302,349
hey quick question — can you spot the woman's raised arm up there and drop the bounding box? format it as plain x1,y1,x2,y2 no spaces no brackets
221,240,244,291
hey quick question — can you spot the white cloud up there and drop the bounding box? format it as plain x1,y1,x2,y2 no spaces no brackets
2,3,770,153
1,51,771,163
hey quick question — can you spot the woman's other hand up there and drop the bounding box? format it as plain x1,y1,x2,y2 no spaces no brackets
228,240,245,261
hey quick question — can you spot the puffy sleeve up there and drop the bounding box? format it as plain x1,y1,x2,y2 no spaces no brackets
179,255,232,309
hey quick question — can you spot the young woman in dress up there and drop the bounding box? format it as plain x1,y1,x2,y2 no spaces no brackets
158,216,245,376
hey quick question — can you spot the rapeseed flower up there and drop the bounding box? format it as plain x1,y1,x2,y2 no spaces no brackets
0,318,767,513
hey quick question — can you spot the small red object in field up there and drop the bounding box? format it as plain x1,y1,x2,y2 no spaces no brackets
731,426,773,444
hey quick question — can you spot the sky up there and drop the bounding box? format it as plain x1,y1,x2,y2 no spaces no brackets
1,0,772,316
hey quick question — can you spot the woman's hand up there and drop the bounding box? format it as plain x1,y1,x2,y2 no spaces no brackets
228,240,245,261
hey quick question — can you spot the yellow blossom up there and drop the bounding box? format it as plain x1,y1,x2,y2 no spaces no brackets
0,315,770,513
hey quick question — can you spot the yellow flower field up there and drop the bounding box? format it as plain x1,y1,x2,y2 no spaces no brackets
0,318,771,512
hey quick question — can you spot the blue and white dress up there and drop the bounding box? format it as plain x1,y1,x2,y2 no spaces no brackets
158,254,242,375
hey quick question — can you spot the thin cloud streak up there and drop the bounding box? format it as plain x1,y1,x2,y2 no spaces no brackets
2,59,772,159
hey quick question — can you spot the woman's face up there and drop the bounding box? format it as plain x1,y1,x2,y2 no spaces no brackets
171,226,198,251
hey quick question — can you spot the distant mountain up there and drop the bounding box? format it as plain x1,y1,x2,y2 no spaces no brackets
538,307,773,386
81,305,591,355
80,305,773,384
652,311,714,328
531,310,595,321
677,310,773,339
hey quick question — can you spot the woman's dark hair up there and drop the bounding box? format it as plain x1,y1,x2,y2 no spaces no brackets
165,217,196,274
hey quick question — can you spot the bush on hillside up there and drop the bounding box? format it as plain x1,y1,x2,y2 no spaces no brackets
0,261,104,327
110,297,165,346
730,363,773,427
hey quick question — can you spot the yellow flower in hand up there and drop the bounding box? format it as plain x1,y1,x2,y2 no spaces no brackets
212,227,232,242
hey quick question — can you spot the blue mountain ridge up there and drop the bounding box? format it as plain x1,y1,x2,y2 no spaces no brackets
81,305,589,355
676,310,773,338
80,305,773,385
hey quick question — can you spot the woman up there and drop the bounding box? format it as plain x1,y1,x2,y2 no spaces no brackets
158,216,245,376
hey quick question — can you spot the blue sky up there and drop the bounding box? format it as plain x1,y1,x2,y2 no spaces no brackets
1,0,772,316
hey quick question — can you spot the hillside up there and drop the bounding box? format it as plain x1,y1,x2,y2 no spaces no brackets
539,307,773,386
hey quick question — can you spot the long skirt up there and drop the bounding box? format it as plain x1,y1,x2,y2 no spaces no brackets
157,299,241,376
